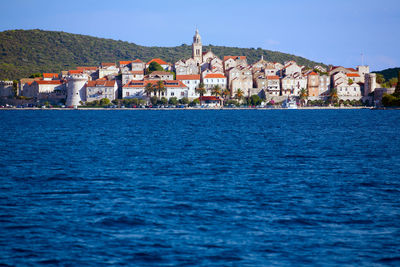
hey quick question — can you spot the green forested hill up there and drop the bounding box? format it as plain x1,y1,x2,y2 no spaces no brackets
0,29,326,80
373,68,400,81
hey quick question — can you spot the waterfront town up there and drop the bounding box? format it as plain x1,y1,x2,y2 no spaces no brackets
0,30,395,108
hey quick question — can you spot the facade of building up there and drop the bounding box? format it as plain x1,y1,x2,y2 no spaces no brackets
86,80,118,102
307,72,320,99
266,76,281,96
147,71,174,80
176,74,201,99
203,73,227,92
122,80,188,100
0,81,14,97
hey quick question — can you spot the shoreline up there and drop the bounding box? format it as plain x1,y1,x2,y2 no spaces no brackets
0,106,377,111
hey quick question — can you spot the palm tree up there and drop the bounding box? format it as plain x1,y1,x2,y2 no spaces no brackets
145,83,154,98
221,88,230,106
195,82,206,97
156,80,165,99
211,85,222,97
299,88,308,107
329,88,338,104
235,88,244,102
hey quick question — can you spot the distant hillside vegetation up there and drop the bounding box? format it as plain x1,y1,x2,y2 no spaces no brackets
0,29,326,80
373,67,400,81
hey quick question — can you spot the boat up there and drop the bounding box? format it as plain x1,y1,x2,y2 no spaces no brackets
282,97,298,109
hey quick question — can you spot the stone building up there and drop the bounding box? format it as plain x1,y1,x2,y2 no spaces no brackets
265,76,280,96
147,71,174,80
281,73,307,96
307,72,320,100
192,29,202,64
122,71,144,85
86,80,118,102
0,81,14,97
98,63,118,79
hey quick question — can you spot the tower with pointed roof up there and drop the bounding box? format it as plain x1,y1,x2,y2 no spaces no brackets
192,29,202,64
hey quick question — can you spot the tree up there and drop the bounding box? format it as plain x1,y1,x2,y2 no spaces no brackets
189,98,200,106
168,97,178,105
348,78,354,85
145,82,154,98
395,71,400,97
195,82,206,97
299,88,308,106
329,88,338,104
249,94,262,106
234,89,244,101
376,73,385,85
222,88,230,99
150,96,158,105
211,85,222,97
159,97,168,105
100,98,110,106
29,73,42,78
155,80,165,99
148,61,164,73
179,97,189,105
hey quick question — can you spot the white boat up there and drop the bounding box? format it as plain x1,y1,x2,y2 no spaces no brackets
282,98,298,109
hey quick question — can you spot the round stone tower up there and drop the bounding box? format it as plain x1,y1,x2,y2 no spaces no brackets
66,74,88,106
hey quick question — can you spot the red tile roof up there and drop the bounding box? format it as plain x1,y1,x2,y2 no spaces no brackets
101,62,115,67
68,70,83,74
119,61,132,65
87,80,116,87
346,73,360,77
132,59,143,63
130,71,144,75
176,75,201,80
223,56,247,61
147,58,168,65
36,80,63,85
308,71,318,76
204,73,226,79
149,71,173,76
266,75,280,80
42,73,59,79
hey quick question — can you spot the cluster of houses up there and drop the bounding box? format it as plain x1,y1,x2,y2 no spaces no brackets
0,30,387,106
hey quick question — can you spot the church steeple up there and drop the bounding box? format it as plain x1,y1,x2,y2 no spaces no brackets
192,29,202,63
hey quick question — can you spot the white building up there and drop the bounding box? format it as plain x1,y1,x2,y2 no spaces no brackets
86,80,118,102
266,76,281,96
176,74,201,99
281,73,307,96
203,73,227,91
122,80,188,100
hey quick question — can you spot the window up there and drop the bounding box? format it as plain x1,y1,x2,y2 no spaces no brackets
126,92,129,96
181,92,185,96
171,92,174,96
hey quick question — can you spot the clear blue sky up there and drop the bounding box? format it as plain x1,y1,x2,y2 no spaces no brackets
1,0,398,71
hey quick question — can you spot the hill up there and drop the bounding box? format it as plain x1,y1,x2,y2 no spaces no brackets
0,29,326,80
373,67,400,81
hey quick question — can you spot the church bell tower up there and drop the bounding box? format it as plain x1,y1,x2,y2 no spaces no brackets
192,29,202,63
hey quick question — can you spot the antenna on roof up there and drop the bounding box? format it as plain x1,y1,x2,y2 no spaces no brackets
361,53,364,66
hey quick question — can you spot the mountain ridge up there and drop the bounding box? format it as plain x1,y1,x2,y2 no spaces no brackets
0,29,327,80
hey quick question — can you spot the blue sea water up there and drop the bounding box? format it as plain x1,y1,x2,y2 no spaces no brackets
0,109,400,266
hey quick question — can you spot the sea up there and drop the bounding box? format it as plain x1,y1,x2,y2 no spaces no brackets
0,109,399,266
